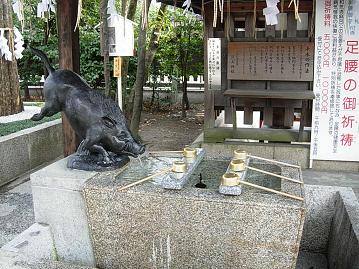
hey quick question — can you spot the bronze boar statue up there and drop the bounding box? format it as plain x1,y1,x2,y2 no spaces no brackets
30,47,145,171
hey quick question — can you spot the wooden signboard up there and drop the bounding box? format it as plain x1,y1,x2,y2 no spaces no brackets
113,57,121,77
228,42,314,81
207,38,222,90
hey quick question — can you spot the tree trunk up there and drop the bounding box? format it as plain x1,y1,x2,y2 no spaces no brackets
57,0,81,156
181,74,190,118
180,45,190,117
24,85,30,100
0,0,23,116
145,4,167,71
181,24,192,117
127,3,167,119
184,27,191,111
121,0,138,117
129,0,150,138
150,82,156,107
183,78,190,108
101,0,111,96
181,77,187,118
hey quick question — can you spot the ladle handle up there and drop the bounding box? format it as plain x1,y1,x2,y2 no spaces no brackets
247,155,301,168
118,167,172,191
237,179,304,201
246,166,303,184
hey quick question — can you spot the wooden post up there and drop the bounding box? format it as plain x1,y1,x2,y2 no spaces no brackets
57,0,81,156
113,57,123,109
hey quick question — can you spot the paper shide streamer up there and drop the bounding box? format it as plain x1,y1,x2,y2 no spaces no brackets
13,27,25,59
107,0,118,15
12,0,24,31
37,0,56,19
263,0,280,25
1,0,54,61
0,28,13,61
182,0,192,11
0,27,25,61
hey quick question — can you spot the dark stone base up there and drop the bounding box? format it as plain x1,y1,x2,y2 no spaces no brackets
67,152,130,172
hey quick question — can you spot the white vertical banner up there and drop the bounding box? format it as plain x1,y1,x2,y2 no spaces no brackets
311,0,359,161
207,38,221,91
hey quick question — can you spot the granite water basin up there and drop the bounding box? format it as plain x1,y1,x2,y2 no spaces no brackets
83,154,305,269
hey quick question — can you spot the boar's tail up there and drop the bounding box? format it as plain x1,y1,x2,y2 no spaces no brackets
29,47,55,74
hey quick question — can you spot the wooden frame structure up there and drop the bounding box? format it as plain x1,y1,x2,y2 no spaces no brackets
161,0,316,143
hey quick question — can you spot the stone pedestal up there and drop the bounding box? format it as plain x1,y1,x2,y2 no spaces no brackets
30,158,97,267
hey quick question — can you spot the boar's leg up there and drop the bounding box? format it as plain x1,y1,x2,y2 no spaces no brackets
90,145,111,163
31,105,59,121
78,133,111,163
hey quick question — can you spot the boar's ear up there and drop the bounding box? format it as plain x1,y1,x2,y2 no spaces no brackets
102,116,117,128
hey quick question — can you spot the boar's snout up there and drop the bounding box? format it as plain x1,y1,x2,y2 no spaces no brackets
132,142,145,156
123,140,145,157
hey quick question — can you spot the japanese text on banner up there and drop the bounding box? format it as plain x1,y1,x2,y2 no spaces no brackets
311,0,359,161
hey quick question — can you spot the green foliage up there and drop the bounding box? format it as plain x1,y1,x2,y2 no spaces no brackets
15,0,109,91
12,2,203,101
16,0,59,89
152,8,204,79
79,0,116,92
0,113,61,137
79,24,104,89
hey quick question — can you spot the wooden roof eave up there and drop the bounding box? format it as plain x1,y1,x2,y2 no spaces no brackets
156,0,315,13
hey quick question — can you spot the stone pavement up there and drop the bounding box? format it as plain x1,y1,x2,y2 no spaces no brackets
0,180,34,248
302,169,359,198
0,250,95,269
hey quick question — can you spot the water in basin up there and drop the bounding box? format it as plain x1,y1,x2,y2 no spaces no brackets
115,155,282,194
187,159,282,193
115,155,181,183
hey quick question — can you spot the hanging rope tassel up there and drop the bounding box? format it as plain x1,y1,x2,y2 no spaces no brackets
280,0,284,39
226,0,231,40
201,0,204,18
253,0,257,39
309,0,315,39
295,0,301,22
213,0,218,28
142,0,148,29
74,0,82,31
220,0,224,23
288,0,301,22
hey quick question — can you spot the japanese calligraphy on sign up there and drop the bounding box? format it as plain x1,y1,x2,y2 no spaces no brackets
207,38,221,91
227,42,314,81
311,0,359,161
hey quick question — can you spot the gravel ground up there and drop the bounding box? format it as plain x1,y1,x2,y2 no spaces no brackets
139,105,204,151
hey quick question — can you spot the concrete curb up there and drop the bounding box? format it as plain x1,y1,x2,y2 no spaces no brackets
0,119,63,187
